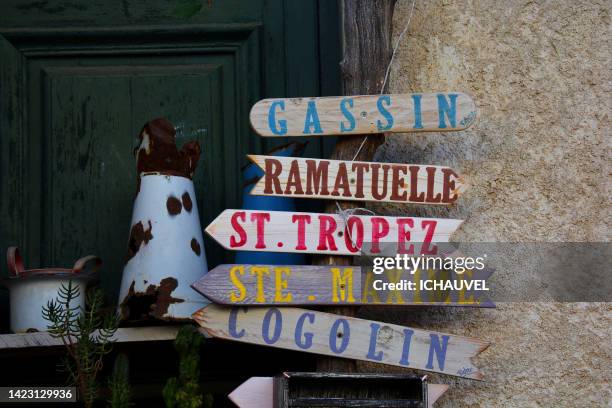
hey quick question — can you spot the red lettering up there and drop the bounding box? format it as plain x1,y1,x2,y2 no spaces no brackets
264,159,283,194
230,211,247,248
408,166,425,202
331,163,351,197
390,165,408,201
421,220,438,255
317,215,338,251
284,160,304,195
292,214,311,250
344,216,364,253
396,218,414,254
251,212,270,249
351,162,369,199
371,164,390,200
425,167,441,203
370,217,389,254
306,160,330,195
441,169,459,203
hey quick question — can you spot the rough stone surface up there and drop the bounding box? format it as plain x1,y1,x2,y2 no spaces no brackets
359,1,611,406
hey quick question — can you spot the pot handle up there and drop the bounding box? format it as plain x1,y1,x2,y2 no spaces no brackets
72,255,102,275
7,247,24,277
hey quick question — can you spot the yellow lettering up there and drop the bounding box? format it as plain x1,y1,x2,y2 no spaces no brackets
229,265,246,302
251,266,270,303
274,267,293,302
385,268,405,304
331,267,355,303
361,270,381,303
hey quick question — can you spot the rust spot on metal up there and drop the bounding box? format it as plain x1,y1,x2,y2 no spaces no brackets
135,118,201,179
190,238,201,256
119,277,185,322
126,221,153,262
166,196,182,216
182,192,193,212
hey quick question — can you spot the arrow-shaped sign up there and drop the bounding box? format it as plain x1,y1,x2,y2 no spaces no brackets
204,210,463,256
247,155,467,205
192,264,493,307
193,305,489,379
250,92,477,137
228,376,449,408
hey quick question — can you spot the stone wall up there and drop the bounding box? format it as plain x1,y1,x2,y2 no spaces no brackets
359,1,610,406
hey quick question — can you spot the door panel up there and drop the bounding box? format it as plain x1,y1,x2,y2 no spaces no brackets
0,1,341,308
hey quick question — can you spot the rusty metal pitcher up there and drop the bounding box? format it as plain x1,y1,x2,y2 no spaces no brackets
117,118,209,322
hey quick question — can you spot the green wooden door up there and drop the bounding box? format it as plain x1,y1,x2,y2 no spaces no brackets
0,0,340,325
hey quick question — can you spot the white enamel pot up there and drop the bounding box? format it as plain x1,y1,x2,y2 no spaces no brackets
2,247,100,333
117,173,209,322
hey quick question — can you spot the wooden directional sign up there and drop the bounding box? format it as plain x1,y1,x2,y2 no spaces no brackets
204,210,463,256
228,373,449,408
192,264,492,307
193,305,489,380
247,155,467,205
250,92,477,137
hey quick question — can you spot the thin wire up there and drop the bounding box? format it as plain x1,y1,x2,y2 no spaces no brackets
350,0,417,162
381,0,416,95
336,0,417,254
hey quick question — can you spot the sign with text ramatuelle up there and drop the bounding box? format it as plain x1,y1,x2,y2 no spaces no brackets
204,210,463,256
247,155,467,204
193,305,489,380
250,93,477,137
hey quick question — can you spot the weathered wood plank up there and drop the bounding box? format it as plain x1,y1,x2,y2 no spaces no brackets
248,155,467,205
0,326,179,350
192,264,491,307
250,93,477,137
193,305,489,380
204,209,463,256
228,376,448,408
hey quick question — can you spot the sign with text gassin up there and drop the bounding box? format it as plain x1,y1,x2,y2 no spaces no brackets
249,93,477,137
247,155,467,204
204,210,463,256
192,264,491,307
193,305,489,380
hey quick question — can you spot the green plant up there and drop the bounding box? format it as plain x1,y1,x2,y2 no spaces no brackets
42,281,119,408
108,353,132,408
163,325,212,408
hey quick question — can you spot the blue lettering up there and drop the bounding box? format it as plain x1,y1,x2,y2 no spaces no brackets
268,101,287,135
398,328,414,365
228,307,245,338
303,101,323,134
376,95,394,131
437,94,458,129
426,334,450,371
294,312,315,350
329,318,350,354
262,308,282,345
340,98,356,132
412,95,423,129
366,323,383,361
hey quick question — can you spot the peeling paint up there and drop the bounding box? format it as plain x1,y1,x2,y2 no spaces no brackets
135,118,201,179
190,238,201,256
120,277,185,321
182,191,193,212
166,196,182,216
126,220,153,262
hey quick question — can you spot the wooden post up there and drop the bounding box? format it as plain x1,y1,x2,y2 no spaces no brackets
315,0,397,373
